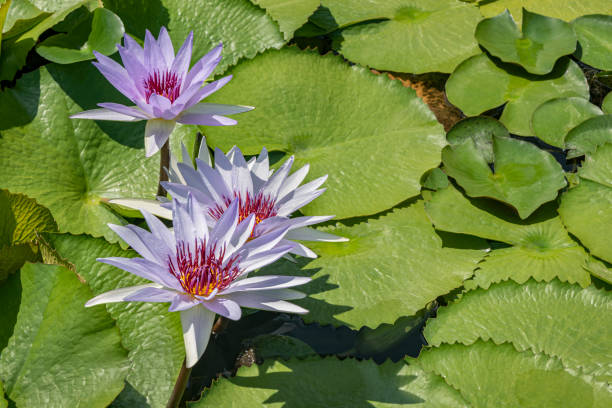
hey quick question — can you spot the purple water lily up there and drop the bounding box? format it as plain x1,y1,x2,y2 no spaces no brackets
86,195,310,368
70,27,252,157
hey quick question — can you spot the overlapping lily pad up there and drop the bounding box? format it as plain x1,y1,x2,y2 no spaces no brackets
327,0,482,73
250,0,319,40
0,190,56,279
572,14,612,70
424,280,612,382
105,0,285,74
579,143,612,188
415,341,612,408
191,357,469,408
603,92,612,114
442,134,566,218
475,10,576,74
258,200,487,329
0,63,161,244
48,233,184,408
565,115,612,158
36,7,124,64
205,47,446,218
478,0,612,24
531,97,602,148
0,263,128,408
425,185,592,287
446,54,589,135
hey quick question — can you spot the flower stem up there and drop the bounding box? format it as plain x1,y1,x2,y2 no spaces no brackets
166,359,192,408
157,142,170,197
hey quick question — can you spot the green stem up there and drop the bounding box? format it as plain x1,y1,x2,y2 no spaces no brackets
157,142,170,197
166,359,192,408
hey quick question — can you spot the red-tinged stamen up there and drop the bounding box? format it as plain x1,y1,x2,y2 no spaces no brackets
144,70,181,103
169,240,240,297
208,191,278,226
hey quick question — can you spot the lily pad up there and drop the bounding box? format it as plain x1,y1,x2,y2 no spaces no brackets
258,200,487,329
442,135,566,218
205,47,446,218
48,233,185,408
446,54,589,136
478,0,612,24
425,185,592,287
559,179,612,264
190,357,469,408
104,0,285,74
475,9,576,74
250,0,319,40
2,0,49,38
0,263,128,408
446,116,509,163
36,7,124,64
565,114,612,158
572,14,612,70
328,0,482,74
579,143,612,188
424,280,612,382
415,341,612,408
531,97,602,148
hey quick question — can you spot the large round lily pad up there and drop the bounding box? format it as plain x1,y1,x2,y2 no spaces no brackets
328,0,482,74
475,9,576,75
572,14,612,70
446,54,589,136
531,97,602,148
442,135,566,218
478,0,612,24
205,47,446,218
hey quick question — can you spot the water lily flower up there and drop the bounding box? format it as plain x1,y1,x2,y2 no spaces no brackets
112,142,348,259
70,27,252,157
85,195,310,368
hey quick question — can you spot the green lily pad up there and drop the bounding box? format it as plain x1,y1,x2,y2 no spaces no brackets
205,47,446,218
478,0,612,24
415,341,612,408
36,7,125,64
0,0,10,49
442,135,566,218
446,54,589,136
0,263,128,408
0,63,162,244
579,143,612,188
0,190,56,279
328,0,482,74
425,185,592,287
603,92,612,114
531,97,603,148
190,357,470,408
250,0,319,40
2,0,49,38
424,280,612,382
572,14,612,70
475,9,576,75
48,233,184,408
421,168,449,190
0,0,93,81
559,179,612,264
104,0,285,75
258,200,486,329
565,114,612,158
446,116,509,163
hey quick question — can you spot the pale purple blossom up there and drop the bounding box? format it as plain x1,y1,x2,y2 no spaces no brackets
85,195,310,368
70,27,252,157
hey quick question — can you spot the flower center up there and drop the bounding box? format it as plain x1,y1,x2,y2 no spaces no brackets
169,240,240,297
143,70,181,103
208,192,278,226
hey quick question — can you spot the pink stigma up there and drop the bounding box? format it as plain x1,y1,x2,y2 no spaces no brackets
144,70,181,103
169,240,240,297
209,192,278,226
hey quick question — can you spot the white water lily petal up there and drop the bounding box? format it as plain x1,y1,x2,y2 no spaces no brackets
107,224,171,265
124,286,178,303
286,227,349,242
276,188,326,217
169,294,199,312
223,275,311,294
210,199,239,251
197,136,212,167
202,298,242,320
241,244,295,273
224,290,308,314
277,164,310,201
97,257,180,290
183,103,254,116
70,108,143,122
261,156,295,198
109,198,173,220
180,305,216,368
287,240,317,258
85,283,162,307
145,119,175,157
